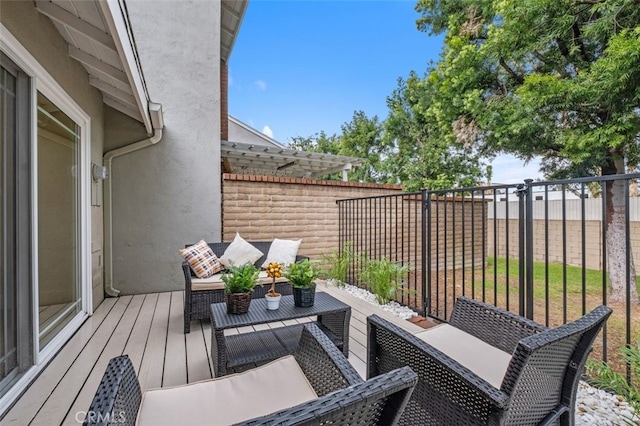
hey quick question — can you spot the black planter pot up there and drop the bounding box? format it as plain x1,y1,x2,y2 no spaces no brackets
293,283,316,307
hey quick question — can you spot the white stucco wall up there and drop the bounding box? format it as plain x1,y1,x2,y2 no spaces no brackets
1,1,106,309
109,0,222,294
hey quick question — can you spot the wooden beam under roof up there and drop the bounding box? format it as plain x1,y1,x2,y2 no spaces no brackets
89,77,137,108
68,46,128,83
103,96,142,121
35,0,117,51
221,1,242,21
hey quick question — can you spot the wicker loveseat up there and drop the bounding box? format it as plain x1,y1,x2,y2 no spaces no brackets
183,241,308,333
367,297,611,426
84,323,418,426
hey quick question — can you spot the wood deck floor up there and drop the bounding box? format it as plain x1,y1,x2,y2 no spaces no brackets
4,282,425,425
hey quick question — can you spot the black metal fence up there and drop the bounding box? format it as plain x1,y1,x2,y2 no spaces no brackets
337,173,640,382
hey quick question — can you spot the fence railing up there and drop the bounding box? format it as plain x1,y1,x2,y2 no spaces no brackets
337,173,640,384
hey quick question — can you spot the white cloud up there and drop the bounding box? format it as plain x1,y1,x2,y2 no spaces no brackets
254,80,267,91
262,125,274,139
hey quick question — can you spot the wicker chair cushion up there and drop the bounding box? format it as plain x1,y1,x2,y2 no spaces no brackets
191,271,289,291
178,240,224,278
136,355,317,425
414,323,511,388
260,238,302,267
219,233,264,268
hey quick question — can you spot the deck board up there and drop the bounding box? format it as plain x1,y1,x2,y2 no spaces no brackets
3,297,118,425
162,291,187,388
185,320,212,383
61,295,146,425
123,293,159,374
137,292,170,392
4,284,430,425
29,296,133,425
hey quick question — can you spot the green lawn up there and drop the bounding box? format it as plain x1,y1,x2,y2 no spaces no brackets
485,257,640,301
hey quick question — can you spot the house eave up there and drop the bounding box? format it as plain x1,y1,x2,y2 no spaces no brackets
35,0,164,133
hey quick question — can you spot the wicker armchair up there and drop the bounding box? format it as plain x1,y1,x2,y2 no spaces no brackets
183,241,308,333
367,297,612,426
84,323,417,426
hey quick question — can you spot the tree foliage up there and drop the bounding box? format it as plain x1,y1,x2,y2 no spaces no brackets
385,73,487,191
413,0,640,302
290,111,393,183
413,0,640,178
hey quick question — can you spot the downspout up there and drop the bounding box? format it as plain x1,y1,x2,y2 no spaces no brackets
103,103,164,296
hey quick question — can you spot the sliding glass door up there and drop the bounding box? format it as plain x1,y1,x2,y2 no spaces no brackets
0,51,32,399
37,92,82,349
0,58,19,394
0,38,90,408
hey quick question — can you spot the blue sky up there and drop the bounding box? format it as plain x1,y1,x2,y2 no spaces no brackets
228,0,541,184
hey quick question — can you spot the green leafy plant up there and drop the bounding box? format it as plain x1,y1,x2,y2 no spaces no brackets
285,259,319,289
221,263,259,294
359,257,410,305
586,340,640,424
321,243,353,286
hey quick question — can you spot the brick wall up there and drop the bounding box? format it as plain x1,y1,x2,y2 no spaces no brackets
220,60,228,140
222,174,403,259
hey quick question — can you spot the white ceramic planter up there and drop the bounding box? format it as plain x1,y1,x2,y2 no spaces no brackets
265,293,281,310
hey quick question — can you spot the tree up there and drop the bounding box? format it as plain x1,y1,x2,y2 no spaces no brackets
414,0,640,302
385,73,487,191
338,111,393,183
289,131,340,155
290,112,393,183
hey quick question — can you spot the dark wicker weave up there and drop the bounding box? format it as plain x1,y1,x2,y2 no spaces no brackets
183,241,307,333
82,354,141,426
226,291,252,315
367,297,612,426
211,292,351,376
84,324,418,426
292,284,316,307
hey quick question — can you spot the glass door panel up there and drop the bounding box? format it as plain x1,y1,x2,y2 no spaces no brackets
37,92,81,349
0,64,18,392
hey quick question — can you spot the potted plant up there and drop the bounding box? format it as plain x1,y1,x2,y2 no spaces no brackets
285,259,319,307
359,257,410,305
265,262,283,310
221,263,259,314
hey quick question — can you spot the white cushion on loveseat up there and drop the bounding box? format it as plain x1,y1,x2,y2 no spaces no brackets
191,271,288,291
136,355,317,425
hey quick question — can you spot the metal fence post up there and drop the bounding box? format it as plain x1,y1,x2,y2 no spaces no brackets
422,189,430,316
524,179,534,320
516,183,527,318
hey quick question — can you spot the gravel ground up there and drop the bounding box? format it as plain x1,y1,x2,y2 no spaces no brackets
330,281,639,425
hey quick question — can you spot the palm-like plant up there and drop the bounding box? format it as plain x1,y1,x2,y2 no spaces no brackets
359,257,410,305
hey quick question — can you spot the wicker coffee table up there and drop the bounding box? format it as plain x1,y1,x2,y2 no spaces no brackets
210,292,351,377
